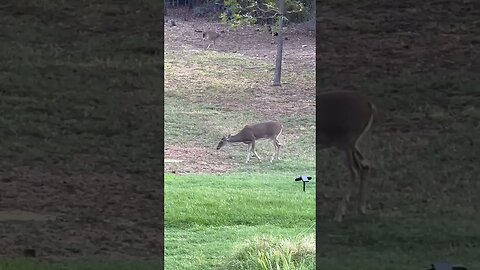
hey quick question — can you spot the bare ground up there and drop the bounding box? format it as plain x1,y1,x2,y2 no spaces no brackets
0,167,161,261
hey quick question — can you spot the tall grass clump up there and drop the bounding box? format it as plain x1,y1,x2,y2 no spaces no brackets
223,234,316,270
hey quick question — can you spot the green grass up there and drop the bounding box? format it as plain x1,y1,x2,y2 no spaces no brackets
164,42,315,268
225,235,316,269
165,173,315,269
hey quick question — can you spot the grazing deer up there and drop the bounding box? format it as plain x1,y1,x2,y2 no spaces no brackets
202,31,220,49
317,90,376,222
216,121,283,163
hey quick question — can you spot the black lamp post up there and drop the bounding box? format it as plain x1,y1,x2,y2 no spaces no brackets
294,175,312,192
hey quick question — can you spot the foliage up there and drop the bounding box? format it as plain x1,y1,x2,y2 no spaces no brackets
220,0,309,26
192,2,218,18
223,235,315,270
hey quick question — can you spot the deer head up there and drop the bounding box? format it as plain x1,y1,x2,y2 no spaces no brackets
216,134,231,150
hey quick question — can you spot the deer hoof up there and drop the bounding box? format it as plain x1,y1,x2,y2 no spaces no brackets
334,203,347,222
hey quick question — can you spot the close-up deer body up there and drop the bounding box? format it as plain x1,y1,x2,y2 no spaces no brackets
217,121,283,163
317,90,376,222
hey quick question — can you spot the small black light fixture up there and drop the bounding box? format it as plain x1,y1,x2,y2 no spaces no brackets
294,175,312,192
426,263,467,270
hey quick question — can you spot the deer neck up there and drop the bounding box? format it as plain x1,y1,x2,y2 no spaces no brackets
228,133,249,143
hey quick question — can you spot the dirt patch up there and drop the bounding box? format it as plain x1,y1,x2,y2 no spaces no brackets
165,11,316,121
165,9,315,68
0,168,161,260
165,145,238,174
0,211,56,222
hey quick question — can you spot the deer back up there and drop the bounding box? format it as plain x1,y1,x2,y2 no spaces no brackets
246,121,282,140
317,91,374,146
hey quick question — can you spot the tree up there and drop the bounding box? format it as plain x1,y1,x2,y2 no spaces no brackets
273,0,285,86
220,0,306,27
220,0,308,86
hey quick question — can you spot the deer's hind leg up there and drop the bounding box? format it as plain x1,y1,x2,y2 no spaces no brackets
269,139,280,162
270,140,276,162
274,139,282,161
271,130,283,161
353,147,369,215
352,107,374,214
334,147,359,222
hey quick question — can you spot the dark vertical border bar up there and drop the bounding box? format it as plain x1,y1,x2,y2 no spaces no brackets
160,1,165,268
315,1,321,269
159,0,166,268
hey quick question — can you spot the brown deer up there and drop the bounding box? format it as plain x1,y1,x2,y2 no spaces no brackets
216,121,283,163
317,90,376,222
202,31,220,49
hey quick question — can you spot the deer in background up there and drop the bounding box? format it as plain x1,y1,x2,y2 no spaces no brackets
202,31,220,49
317,90,376,222
216,121,283,163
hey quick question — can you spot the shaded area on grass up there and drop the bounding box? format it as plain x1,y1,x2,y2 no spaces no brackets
0,0,162,261
317,0,480,268
0,258,161,270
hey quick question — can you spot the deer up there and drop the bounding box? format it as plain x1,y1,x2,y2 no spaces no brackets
216,121,283,163
202,31,220,49
317,90,376,222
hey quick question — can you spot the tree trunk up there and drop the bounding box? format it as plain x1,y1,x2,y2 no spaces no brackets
272,0,285,86
184,0,192,21
308,0,316,31
164,0,168,16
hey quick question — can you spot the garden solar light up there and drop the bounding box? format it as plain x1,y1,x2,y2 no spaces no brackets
294,175,311,192
425,262,467,270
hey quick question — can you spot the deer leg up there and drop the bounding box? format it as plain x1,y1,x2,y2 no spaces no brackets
272,139,282,160
270,140,277,162
358,166,368,215
275,139,282,160
275,129,282,160
245,143,252,163
270,138,282,161
354,148,368,215
334,148,358,222
251,141,262,161
354,147,371,169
